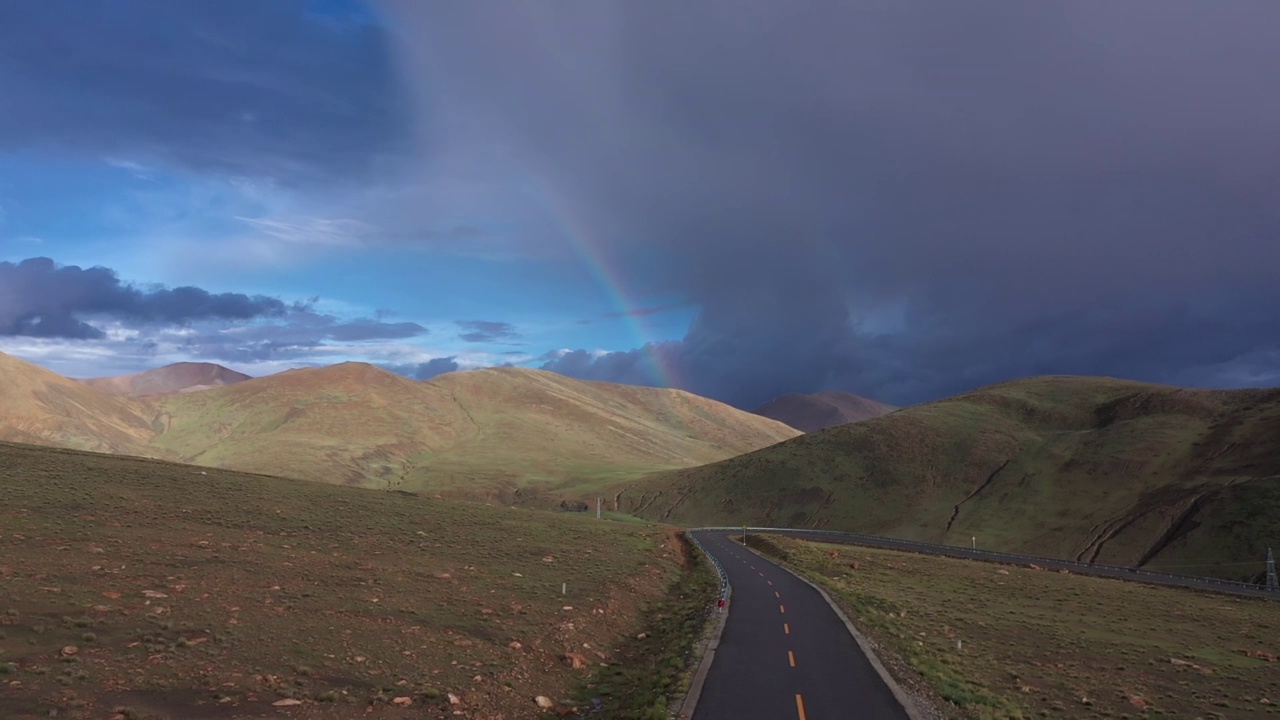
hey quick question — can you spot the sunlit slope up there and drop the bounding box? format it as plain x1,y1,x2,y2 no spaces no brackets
0,351,159,455
149,363,799,494
619,376,1280,579
148,362,471,487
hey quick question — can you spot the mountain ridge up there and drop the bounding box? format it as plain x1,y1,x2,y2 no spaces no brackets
0,352,800,496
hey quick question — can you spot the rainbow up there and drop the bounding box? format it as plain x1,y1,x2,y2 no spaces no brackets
528,180,680,390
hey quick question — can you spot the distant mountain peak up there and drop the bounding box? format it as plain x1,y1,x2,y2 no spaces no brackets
752,390,897,432
81,362,251,398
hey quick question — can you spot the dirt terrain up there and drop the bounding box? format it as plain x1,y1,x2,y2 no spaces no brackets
0,441,704,719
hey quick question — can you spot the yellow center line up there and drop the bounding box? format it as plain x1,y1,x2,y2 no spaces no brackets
795,693,807,720
784,623,790,634
788,650,796,667
767,580,773,586
774,590,781,598
779,604,786,614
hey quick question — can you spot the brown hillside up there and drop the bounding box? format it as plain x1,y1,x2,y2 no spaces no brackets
82,361,251,397
0,351,158,454
753,391,897,431
144,363,800,496
617,375,1280,581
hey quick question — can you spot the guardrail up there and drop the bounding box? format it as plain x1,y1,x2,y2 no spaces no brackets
686,530,728,600
690,526,1278,601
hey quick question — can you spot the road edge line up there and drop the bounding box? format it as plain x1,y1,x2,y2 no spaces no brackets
677,534,732,720
739,539,926,720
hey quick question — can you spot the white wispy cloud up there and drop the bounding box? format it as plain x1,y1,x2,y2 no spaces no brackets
234,216,376,248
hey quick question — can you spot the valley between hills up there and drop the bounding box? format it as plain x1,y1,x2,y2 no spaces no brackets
3,351,1279,582
4,351,1280,719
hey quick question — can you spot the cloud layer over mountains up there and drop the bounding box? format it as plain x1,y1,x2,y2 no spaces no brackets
382,0,1280,406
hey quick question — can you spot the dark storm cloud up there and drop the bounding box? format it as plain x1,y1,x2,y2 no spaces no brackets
382,0,1280,406
456,320,520,343
0,257,288,339
0,0,409,183
170,309,427,362
381,356,460,381
325,317,425,342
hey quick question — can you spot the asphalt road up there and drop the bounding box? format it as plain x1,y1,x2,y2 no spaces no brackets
690,530,911,720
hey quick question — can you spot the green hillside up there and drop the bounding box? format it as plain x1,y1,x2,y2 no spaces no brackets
612,376,1280,581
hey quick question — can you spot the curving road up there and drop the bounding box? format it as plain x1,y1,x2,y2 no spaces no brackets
689,530,913,720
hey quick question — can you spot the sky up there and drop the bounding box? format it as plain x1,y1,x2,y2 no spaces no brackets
1,0,1278,409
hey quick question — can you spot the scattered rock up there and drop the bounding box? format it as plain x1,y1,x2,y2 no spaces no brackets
512,572,524,577
60,646,78,657
448,693,462,705
392,697,412,707
562,653,589,669
1241,649,1279,662
561,606,573,611
1129,695,1149,709
996,569,1010,575
433,573,452,580
1169,657,1214,674
542,556,555,563
1027,564,1043,571
272,698,303,706
535,696,555,709
636,632,648,640
141,590,168,599
508,641,523,651
353,655,367,663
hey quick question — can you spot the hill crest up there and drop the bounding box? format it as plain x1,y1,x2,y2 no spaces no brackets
0,352,799,496
82,361,251,397
619,375,1280,581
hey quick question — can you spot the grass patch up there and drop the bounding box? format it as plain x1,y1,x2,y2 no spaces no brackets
747,535,1280,719
0,440,690,719
573,531,718,719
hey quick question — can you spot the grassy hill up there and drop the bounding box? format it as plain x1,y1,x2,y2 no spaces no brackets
0,352,157,456
752,391,897,432
0,353,798,497
0,440,705,719
151,363,798,498
615,376,1280,581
